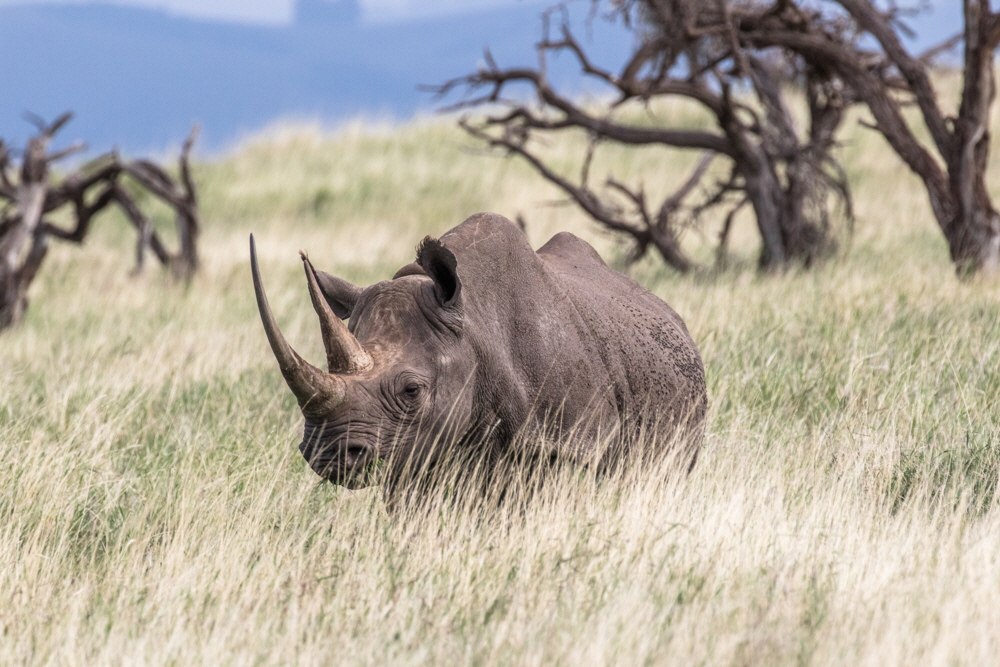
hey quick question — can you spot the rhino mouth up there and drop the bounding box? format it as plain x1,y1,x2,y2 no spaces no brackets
300,438,379,489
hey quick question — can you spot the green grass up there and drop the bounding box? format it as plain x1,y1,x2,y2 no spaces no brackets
2,104,1000,665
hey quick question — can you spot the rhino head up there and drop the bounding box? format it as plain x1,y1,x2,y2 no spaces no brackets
250,235,476,489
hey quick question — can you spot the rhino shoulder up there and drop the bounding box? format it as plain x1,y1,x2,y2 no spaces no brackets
440,213,528,253
537,232,607,269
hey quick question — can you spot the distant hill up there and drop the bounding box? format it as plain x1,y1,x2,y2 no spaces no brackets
0,0,632,155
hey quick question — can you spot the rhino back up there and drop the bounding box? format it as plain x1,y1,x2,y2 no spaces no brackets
440,214,705,457
438,215,612,439
536,232,707,435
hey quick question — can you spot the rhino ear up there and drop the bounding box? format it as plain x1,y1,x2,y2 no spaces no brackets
417,237,461,308
315,269,362,320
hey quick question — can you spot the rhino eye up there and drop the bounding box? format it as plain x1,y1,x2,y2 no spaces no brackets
401,382,422,400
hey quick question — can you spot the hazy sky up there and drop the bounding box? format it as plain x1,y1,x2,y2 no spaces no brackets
0,0,966,153
0,0,534,24
0,0,969,24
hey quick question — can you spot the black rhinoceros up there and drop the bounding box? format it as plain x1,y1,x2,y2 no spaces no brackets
251,213,706,490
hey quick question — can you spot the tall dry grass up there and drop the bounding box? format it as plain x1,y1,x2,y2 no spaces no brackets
1,97,999,665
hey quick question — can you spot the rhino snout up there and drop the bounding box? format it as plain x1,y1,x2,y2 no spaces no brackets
300,428,376,487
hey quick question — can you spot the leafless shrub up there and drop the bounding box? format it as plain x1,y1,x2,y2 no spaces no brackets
0,113,200,330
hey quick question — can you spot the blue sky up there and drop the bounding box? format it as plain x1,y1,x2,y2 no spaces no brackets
0,0,963,156
1,0,618,153
0,0,542,25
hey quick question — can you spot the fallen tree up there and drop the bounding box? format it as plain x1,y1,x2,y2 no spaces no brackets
0,113,200,331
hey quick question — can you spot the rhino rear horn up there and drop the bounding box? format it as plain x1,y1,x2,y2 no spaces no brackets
314,270,361,319
300,253,373,374
250,235,346,418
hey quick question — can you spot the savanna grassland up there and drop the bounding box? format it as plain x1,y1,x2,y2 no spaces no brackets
2,94,1000,665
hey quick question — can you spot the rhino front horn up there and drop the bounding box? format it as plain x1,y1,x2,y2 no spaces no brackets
300,252,373,374
250,235,346,418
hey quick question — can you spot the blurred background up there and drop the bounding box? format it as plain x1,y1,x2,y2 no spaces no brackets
0,0,960,156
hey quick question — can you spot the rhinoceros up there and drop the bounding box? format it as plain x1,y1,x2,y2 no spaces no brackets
251,213,706,491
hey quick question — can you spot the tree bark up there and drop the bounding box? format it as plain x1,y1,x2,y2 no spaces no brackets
739,150,787,268
0,150,51,329
944,0,1000,274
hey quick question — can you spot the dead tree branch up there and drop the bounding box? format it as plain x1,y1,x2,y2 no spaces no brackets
435,0,857,272
0,114,202,331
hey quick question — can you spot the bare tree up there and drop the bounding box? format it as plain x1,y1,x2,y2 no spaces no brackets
435,1,856,272
0,113,201,331
737,0,1000,276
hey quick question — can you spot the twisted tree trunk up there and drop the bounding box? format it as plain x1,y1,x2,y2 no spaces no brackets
748,0,1000,276
944,0,1000,274
0,117,64,329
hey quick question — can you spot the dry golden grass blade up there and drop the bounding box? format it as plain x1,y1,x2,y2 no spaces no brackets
1,95,999,665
